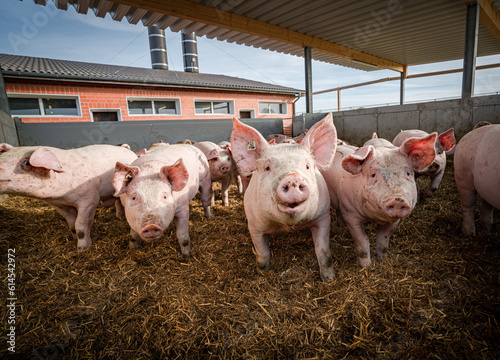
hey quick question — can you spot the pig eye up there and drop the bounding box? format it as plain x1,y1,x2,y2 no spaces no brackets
371,173,376,178
306,164,310,170
132,196,136,200
265,165,270,171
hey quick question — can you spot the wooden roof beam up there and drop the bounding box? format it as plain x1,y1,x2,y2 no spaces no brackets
109,0,405,72
466,0,500,42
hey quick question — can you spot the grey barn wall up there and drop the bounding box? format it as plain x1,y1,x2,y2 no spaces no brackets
16,118,284,152
293,94,500,146
0,71,18,146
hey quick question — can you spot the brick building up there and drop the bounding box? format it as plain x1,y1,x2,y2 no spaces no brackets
0,53,301,133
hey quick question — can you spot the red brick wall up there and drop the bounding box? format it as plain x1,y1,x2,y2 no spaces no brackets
6,79,296,135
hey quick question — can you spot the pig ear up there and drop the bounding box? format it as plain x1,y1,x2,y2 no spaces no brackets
438,128,455,152
342,145,374,175
230,117,269,173
160,158,189,192
207,149,219,161
136,148,148,157
29,148,63,172
400,133,437,171
268,138,276,145
300,113,337,169
371,132,378,139
0,143,14,154
113,162,140,197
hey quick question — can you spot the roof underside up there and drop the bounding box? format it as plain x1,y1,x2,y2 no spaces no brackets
31,0,500,72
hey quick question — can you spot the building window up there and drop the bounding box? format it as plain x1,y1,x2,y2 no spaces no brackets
8,96,79,116
91,110,120,122
195,100,233,115
127,98,179,115
259,101,287,115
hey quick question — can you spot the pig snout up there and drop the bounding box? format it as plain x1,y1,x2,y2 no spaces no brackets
276,174,310,212
384,197,411,219
220,164,231,173
140,224,163,239
427,162,440,173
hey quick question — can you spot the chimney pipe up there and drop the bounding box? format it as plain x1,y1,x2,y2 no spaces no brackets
182,31,199,73
148,25,168,70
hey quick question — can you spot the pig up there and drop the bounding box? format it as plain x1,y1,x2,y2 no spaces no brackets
454,124,500,236
265,134,292,144
320,133,437,267
0,143,138,250
193,141,242,205
393,129,455,198
230,113,337,282
113,144,213,256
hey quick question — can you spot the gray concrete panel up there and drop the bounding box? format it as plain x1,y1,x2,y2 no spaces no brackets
16,118,284,152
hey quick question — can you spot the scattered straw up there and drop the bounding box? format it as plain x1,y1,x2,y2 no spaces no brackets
0,159,498,359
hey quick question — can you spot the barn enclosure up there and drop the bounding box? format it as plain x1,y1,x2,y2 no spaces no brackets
0,159,499,359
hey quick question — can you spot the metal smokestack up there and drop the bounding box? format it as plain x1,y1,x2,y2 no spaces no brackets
182,31,199,73
148,25,168,70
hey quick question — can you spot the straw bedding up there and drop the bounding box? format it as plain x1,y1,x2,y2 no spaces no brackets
0,159,498,359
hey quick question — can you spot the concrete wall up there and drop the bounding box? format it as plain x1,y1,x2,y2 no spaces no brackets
293,94,500,146
16,117,284,152
0,71,18,146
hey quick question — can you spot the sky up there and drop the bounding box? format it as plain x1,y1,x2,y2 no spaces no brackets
0,0,499,114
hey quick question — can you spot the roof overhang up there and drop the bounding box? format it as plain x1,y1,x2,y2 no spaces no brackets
28,0,500,73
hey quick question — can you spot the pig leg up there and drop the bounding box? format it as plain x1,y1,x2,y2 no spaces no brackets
423,171,444,198
74,202,98,250
129,229,142,249
236,174,243,194
248,225,271,273
375,220,399,261
457,185,477,236
210,185,216,207
115,199,125,218
345,220,371,267
221,177,232,206
309,215,335,282
479,199,495,232
174,204,192,259
199,177,213,219
54,205,77,235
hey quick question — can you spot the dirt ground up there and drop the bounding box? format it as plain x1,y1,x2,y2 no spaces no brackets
0,159,499,359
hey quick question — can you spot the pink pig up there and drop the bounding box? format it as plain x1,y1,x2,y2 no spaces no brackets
230,113,337,282
321,133,437,267
393,129,455,198
454,124,500,236
113,144,213,257
0,143,137,250
193,141,242,205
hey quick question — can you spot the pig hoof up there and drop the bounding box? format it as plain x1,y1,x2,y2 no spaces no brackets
129,239,142,249
320,270,335,282
256,262,270,274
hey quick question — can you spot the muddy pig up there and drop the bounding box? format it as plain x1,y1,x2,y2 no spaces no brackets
113,144,212,256
321,133,437,267
454,124,500,236
0,143,137,250
230,113,337,282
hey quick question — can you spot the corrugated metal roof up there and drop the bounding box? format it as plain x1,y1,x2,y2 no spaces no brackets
25,0,500,72
0,53,302,94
